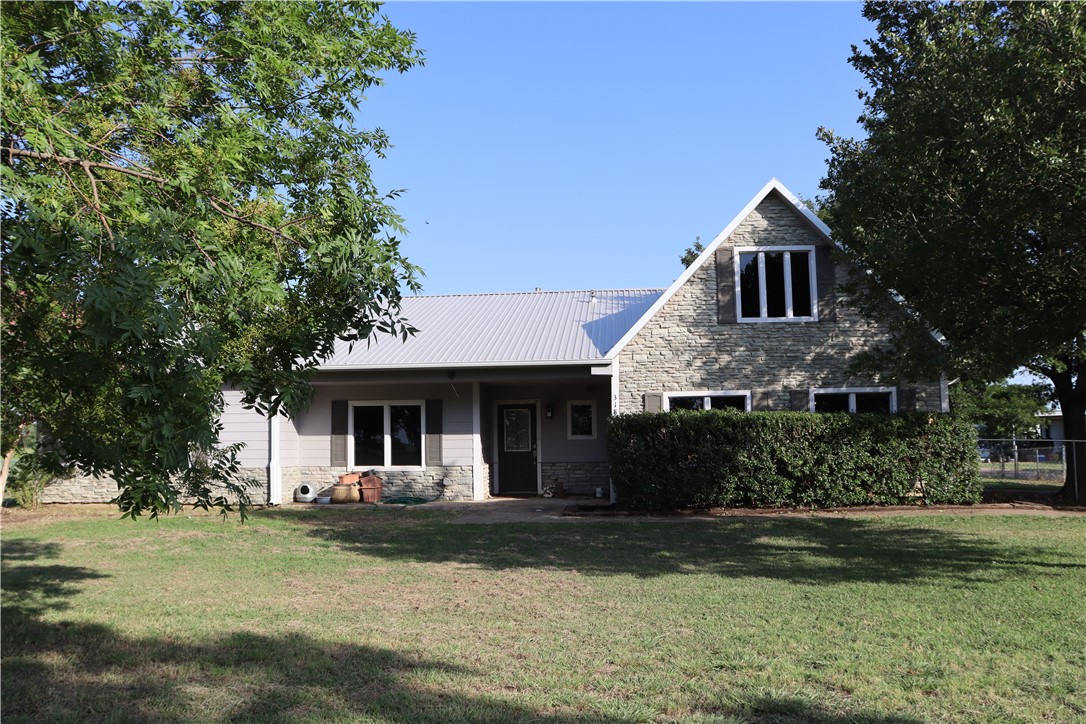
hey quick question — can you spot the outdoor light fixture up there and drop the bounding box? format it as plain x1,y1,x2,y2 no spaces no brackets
545,403,554,418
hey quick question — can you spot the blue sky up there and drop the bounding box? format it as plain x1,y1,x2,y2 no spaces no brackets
363,2,875,296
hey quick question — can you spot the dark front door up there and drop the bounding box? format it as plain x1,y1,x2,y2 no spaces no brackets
497,404,537,494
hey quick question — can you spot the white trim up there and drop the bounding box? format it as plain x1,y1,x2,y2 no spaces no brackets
471,383,485,500
663,390,752,412
610,357,621,415
604,178,833,359
566,400,597,440
809,387,897,413
734,246,818,323
267,412,282,505
347,400,426,471
320,359,613,372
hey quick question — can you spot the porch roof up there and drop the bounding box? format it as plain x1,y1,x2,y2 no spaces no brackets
321,289,664,369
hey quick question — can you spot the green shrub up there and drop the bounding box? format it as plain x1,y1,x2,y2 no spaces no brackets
607,411,981,511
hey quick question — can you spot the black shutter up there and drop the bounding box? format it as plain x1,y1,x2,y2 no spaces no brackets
644,393,663,412
897,388,917,413
816,246,837,322
790,390,810,412
752,390,772,411
716,247,738,324
331,400,348,467
425,399,442,467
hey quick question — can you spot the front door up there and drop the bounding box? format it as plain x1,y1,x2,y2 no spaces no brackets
496,404,537,494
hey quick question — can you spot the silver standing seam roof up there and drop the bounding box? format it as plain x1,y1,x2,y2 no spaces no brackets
321,289,664,369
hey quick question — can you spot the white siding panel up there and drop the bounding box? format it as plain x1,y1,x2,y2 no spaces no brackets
220,389,269,468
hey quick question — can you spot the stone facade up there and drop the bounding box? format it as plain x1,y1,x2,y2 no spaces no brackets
40,471,118,504
618,193,943,413
282,465,475,502
541,461,610,497
41,466,268,504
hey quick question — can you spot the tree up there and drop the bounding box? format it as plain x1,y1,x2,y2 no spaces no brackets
1,1,424,517
950,381,1050,440
818,1,1086,499
679,237,704,268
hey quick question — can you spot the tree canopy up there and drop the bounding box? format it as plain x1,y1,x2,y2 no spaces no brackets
1,1,424,516
950,381,1050,440
818,0,1086,496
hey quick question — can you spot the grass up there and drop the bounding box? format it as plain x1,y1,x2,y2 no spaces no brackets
3,506,1085,723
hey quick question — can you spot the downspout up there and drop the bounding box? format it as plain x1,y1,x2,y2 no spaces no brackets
268,412,282,505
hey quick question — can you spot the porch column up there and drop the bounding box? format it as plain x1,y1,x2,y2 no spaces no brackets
471,382,486,500
267,412,282,505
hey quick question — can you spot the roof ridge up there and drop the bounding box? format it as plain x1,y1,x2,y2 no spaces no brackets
407,288,666,299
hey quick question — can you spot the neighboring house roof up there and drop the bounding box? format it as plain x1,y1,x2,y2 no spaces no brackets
321,289,664,370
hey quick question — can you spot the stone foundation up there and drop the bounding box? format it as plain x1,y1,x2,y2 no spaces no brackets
41,467,268,505
40,472,118,504
282,465,475,502
37,464,483,505
541,461,610,497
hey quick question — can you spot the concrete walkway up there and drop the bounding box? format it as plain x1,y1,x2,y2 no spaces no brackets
422,496,605,524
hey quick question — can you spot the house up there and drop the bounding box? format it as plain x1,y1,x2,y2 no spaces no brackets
42,179,947,504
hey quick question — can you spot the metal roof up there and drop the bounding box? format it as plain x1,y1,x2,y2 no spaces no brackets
321,289,665,369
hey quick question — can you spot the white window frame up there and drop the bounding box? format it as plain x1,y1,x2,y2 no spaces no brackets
567,400,597,440
734,245,818,323
809,388,897,413
348,400,426,470
663,390,752,412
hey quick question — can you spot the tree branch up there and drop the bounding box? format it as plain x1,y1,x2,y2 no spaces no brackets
4,146,168,185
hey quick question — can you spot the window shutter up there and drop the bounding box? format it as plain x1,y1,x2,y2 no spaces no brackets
816,246,836,322
330,400,348,467
644,393,663,412
716,247,738,324
790,390,810,412
425,399,443,467
897,387,916,413
752,390,772,411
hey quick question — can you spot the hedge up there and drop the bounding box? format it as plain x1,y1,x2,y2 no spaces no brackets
607,411,981,511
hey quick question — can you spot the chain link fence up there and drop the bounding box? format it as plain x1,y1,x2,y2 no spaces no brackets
977,438,1084,493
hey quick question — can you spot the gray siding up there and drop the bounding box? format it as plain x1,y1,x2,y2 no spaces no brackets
297,382,474,469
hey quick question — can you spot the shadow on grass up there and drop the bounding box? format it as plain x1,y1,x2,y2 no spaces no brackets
259,508,1082,586
1,540,611,722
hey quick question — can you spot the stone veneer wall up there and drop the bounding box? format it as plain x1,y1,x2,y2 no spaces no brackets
618,194,943,413
541,462,610,497
282,465,475,502
40,466,269,504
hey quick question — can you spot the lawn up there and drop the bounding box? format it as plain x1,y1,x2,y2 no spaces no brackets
2,506,1084,723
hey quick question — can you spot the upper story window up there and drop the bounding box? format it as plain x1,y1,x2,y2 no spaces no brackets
811,388,896,413
735,246,817,322
664,391,751,411
350,401,424,469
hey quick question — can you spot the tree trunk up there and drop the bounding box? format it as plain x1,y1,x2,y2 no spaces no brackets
1043,364,1086,503
1058,398,1085,503
0,445,15,503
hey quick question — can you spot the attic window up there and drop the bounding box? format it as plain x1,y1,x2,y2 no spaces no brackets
735,246,817,322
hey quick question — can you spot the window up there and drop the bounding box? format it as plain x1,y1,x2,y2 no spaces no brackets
664,391,750,412
350,401,424,468
811,388,896,413
735,246,817,322
567,401,596,439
